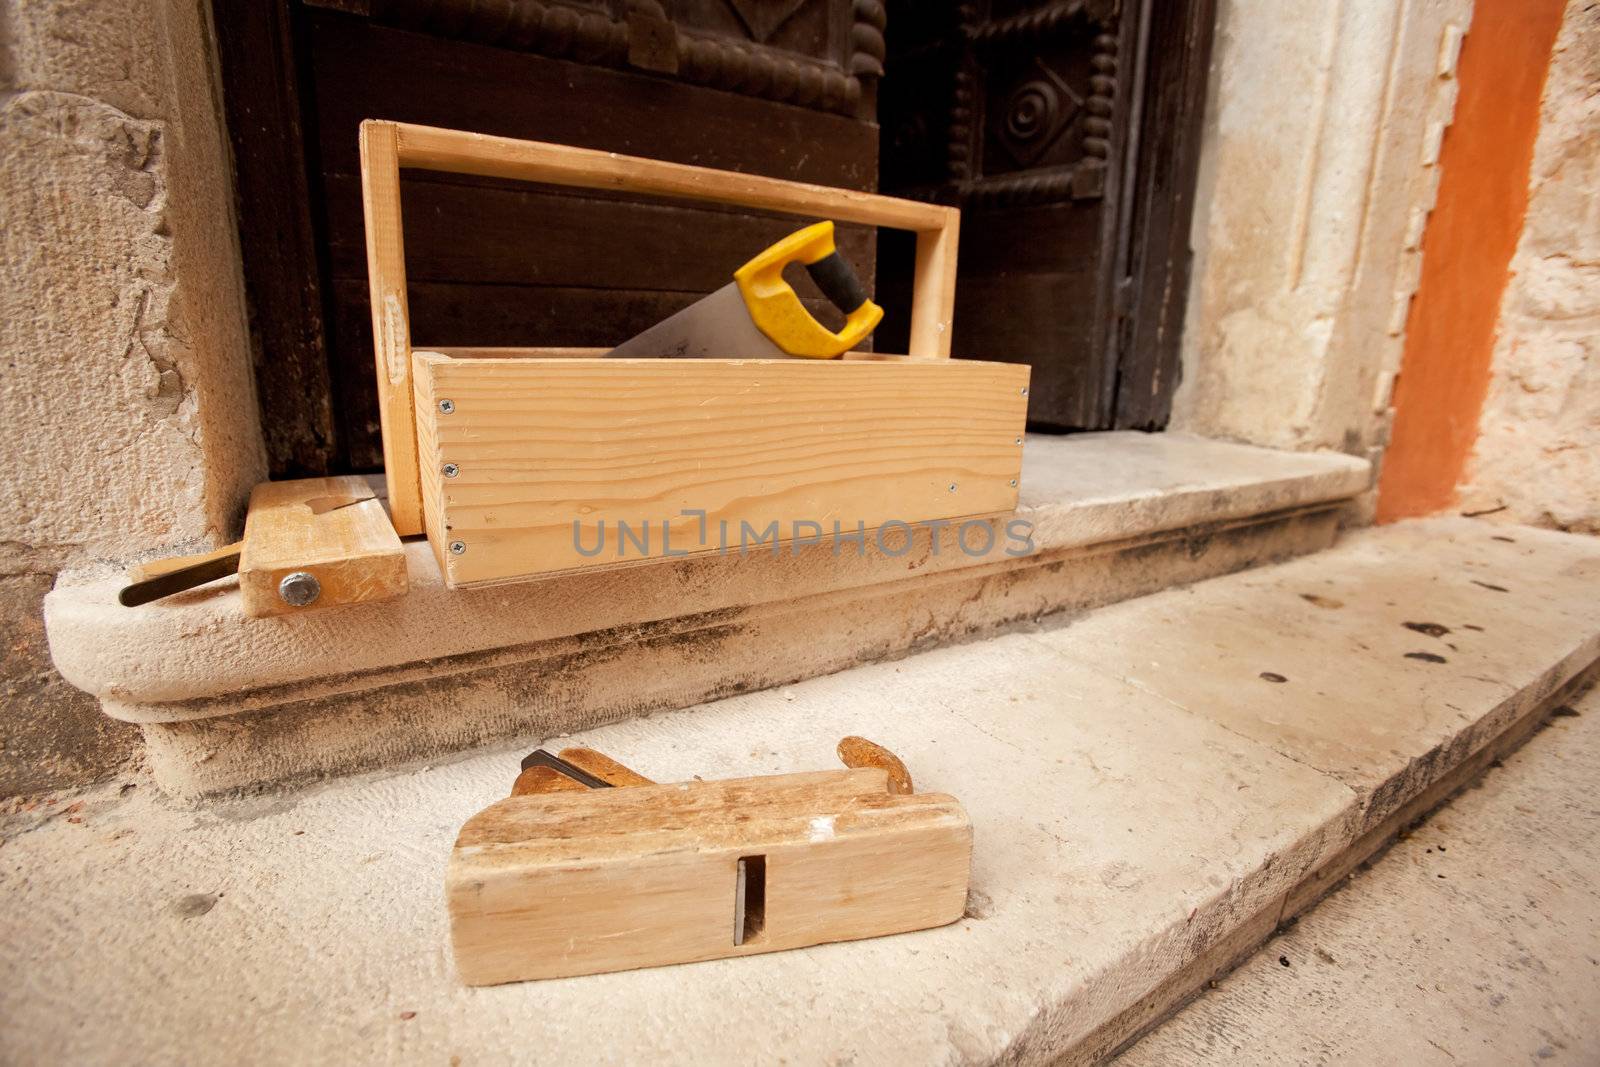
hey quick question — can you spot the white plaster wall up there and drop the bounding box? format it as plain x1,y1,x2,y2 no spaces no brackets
1172,0,1472,479
1457,0,1600,533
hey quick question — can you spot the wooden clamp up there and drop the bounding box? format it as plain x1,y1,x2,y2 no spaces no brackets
119,475,407,617
447,738,972,986
238,476,406,618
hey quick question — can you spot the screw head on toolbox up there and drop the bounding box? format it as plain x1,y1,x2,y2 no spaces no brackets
449,540,467,555
443,463,460,478
438,399,456,414
948,483,958,492
278,571,321,607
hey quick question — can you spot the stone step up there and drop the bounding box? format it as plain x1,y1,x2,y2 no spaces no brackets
1119,677,1600,1064
43,432,1368,795
6,517,1597,1064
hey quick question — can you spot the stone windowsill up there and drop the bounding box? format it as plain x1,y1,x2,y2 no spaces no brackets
42,432,1369,725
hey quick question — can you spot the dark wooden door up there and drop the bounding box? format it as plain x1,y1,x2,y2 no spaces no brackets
875,0,1215,431
216,0,1211,475
215,0,887,476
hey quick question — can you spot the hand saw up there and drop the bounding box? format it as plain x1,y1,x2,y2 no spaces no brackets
604,220,885,360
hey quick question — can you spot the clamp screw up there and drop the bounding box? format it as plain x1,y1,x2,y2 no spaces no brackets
278,571,321,608
1009,479,1018,487
948,483,958,492
1020,387,1029,397
442,463,459,478
438,399,456,415
449,540,467,555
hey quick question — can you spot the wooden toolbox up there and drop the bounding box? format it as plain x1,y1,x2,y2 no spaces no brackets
362,121,1030,588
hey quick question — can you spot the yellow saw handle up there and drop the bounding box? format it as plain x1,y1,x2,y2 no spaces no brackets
733,221,885,359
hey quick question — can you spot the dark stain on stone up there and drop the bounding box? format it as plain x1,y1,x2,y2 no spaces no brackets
1405,652,1448,664
1471,580,1510,593
1314,947,1337,965
1551,705,1580,718
1300,593,1343,609
1278,955,1291,967
207,795,299,824
1403,621,1451,638
171,893,218,919
1464,624,1484,632
0,571,142,796
1259,672,1288,683
1491,535,1516,543
963,887,994,921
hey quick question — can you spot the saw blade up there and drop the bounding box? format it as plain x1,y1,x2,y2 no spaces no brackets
603,283,790,360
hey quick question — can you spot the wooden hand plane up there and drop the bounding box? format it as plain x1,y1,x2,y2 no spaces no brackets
446,738,972,986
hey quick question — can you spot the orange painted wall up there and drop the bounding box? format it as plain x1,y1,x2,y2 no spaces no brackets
1375,0,1566,523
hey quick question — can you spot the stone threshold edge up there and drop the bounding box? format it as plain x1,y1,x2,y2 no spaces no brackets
1073,663,1600,1064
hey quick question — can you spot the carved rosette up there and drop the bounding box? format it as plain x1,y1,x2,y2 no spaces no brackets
931,0,1119,210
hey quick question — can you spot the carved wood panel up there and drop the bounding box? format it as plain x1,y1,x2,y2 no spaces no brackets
351,0,888,121
877,0,1213,432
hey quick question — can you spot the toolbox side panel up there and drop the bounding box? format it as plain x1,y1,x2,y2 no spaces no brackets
410,352,453,579
414,356,1030,587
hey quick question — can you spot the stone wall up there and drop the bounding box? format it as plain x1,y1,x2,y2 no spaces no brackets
1171,0,1472,496
1457,0,1600,533
0,0,265,793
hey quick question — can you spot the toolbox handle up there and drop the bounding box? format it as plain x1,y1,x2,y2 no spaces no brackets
360,120,961,537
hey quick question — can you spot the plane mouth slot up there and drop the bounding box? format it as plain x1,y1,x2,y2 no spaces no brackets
734,855,767,946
